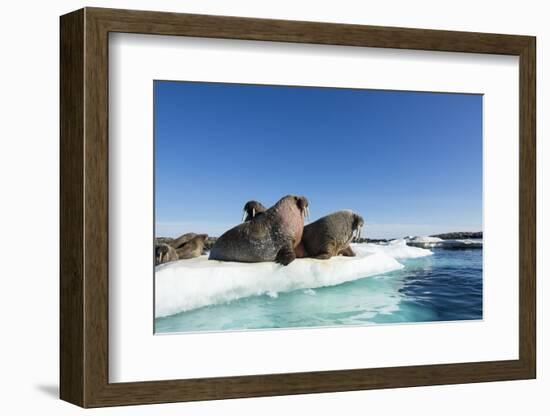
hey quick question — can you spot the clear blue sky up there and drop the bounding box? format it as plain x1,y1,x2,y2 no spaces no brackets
155,81,482,239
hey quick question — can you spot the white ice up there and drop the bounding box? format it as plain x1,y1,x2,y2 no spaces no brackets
407,236,444,243
352,239,433,259
405,236,482,249
405,236,444,248
155,242,432,317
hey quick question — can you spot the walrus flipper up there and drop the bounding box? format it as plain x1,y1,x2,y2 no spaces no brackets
294,242,307,258
338,245,356,257
275,241,296,266
313,240,337,260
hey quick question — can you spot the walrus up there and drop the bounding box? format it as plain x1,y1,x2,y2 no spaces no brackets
297,210,364,260
170,232,198,249
242,200,267,222
209,195,309,265
176,233,208,259
155,242,178,265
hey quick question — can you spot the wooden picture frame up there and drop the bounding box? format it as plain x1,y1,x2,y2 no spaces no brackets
60,7,536,408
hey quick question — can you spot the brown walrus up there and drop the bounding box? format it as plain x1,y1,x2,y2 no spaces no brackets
176,234,208,259
155,243,178,265
297,210,364,260
209,195,309,265
242,200,267,222
155,233,209,264
170,232,198,249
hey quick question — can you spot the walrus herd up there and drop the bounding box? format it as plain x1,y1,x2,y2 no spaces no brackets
156,194,365,266
155,233,209,265
210,195,309,265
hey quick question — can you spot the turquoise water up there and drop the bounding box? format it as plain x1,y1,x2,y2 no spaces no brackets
155,248,482,333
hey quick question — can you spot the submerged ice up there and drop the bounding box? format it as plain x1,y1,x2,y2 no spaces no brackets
155,241,432,318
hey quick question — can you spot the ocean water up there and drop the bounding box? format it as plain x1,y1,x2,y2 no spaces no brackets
155,247,482,333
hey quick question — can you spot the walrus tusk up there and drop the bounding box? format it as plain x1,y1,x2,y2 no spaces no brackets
241,210,247,222
252,208,256,218
352,226,361,242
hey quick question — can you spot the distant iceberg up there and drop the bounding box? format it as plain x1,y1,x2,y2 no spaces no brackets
406,236,444,247
405,236,482,249
353,239,434,259
155,242,432,318
438,239,483,249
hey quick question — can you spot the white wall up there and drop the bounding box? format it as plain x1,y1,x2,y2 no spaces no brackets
0,0,545,414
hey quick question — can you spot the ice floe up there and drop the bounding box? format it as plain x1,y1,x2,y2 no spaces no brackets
406,236,482,249
155,241,432,317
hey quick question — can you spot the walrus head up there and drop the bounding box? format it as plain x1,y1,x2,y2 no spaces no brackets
271,195,310,224
282,195,309,221
352,213,365,241
155,243,169,260
155,243,177,265
242,200,267,222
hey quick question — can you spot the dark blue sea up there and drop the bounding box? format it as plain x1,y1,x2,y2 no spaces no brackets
155,247,482,333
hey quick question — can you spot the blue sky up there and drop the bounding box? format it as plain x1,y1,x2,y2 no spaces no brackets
155,81,482,239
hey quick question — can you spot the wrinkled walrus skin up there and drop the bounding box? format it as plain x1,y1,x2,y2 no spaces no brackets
298,210,364,260
209,195,309,266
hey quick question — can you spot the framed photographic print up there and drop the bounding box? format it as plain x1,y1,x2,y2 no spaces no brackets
60,7,536,408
